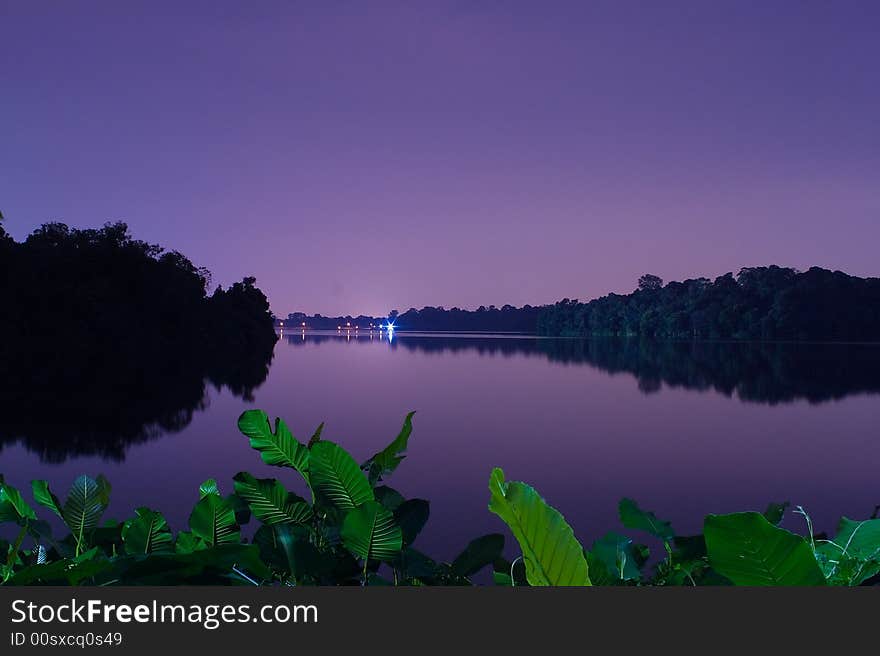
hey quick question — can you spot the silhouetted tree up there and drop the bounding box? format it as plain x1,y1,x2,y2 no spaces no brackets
638,274,664,291
538,266,880,341
0,220,277,461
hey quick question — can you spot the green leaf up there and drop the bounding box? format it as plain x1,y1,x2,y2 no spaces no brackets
395,547,440,581
341,500,402,562
619,498,674,541
31,480,64,519
394,499,429,547
451,534,505,577
309,441,374,511
362,411,416,484
374,485,405,512
199,479,219,498
817,517,880,586
704,512,825,586
589,532,642,581
189,493,241,547
232,472,312,526
122,508,173,554
9,553,113,585
763,501,790,525
0,482,37,525
114,545,270,585
237,410,310,479
62,475,111,553
488,467,590,586
492,557,528,587
821,517,880,560
308,422,325,448
174,531,206,554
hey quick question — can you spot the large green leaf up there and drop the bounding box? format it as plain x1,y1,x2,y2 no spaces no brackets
704,512,825,586
0,482,37,525
362,411,416,484
488,468,590,586
817,517,880,586
589,532,642,582
122,508,173,554
62,475,111,554
232,472,312,526
189,493,241,547
174,531,207,554
451,534,505,578
374,485,405,512
113,545,270,585
9,552,113,585
394,499,429,547
340,500,402,562
309,441,374,511
199,479,219,498
619,498,674,541
238,410,310,479
308,422,325,448
763,501,790,526
31,480,64,519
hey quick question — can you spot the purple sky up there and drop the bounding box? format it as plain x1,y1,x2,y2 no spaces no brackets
2,1,878,316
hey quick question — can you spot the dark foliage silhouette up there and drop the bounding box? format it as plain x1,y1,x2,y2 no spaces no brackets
538,266,880,340
0,220,277,461
285,303,541,333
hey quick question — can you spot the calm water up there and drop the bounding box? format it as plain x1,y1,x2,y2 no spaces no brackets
3,331,880,559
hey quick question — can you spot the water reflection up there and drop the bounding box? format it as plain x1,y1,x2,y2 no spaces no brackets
0,345,274,463
286,332,880,405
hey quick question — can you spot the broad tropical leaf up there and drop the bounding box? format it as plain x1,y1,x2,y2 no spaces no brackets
374,485,405,511
0,482,37,525
238,410,310,479
189,493,240,547
362,411,416,484
394,499,429,546
122,508,173,554
309,441,374,511
451,534,505,578
817,517,880,585
488,468,590,586
232,472,312,526
341,500,402,562
619,498,674,541
62,475,111,554
174,531,207,554
114,545,270,585
763,501,790,526
31,480,64,519
589,532,642,581
199,479,219,498
308,422,325,448
10,552,113,585
704,512,825,586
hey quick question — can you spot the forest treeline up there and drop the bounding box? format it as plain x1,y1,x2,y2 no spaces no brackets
288,266,880,341
0,217,277,460
286,304,542,333
537,267,880,340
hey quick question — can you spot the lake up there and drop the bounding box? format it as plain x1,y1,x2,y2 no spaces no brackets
2,331,879,561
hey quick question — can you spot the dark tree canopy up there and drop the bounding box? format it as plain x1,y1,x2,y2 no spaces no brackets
638,274,664,291
286,303,542,333
286,265,880,341
538,266,880,341
0,220,277,461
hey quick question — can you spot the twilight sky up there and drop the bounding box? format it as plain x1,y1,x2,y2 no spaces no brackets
2,1,878,316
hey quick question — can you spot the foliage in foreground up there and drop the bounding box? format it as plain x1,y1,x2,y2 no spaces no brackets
1,411,878,586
